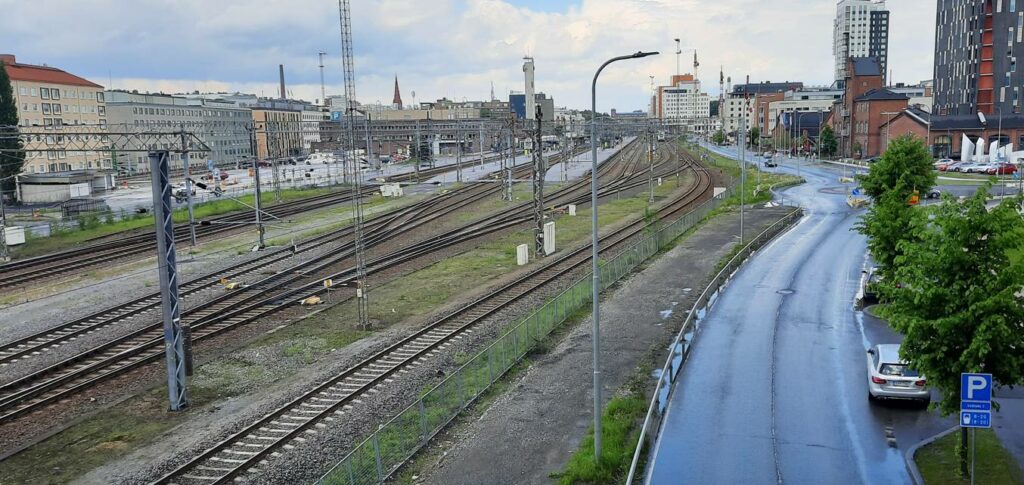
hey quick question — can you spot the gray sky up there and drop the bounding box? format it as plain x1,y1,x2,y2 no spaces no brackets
0,0,936,112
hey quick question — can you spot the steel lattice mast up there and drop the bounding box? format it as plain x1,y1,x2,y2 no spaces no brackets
338,0,370,329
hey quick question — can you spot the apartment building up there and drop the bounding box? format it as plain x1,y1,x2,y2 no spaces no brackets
2,54,108,173
834,0,890,84
934,0,1024,116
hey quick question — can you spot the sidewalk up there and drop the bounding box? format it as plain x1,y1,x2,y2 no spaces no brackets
994,386,1024,470
415,205,795,485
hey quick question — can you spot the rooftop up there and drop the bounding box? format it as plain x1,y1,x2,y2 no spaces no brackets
1,54,102,88
731,82,804,96
851,57,882,77
854,88,909,102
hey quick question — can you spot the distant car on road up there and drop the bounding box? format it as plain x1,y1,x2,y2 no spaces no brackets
926,188,942,199
866,344,929,405
987,162,1017,175
764,159,778,168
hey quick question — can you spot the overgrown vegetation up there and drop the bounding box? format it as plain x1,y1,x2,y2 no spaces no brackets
552,392,648,484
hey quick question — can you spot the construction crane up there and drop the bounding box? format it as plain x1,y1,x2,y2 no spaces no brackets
338,0,370,329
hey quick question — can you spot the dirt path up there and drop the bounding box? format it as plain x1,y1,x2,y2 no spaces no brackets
416,205,797,485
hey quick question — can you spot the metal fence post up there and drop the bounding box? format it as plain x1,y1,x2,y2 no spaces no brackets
372,434,384,483
487,347,494,384
418,399,428,444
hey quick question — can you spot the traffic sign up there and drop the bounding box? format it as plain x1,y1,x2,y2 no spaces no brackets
962,401,992,411
961,411,991,428
961,373,993,402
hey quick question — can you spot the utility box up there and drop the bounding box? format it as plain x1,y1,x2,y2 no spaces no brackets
3,226,26,246
380,183,404,198
516,244,529,266
568,204,577,216
543,222,555,256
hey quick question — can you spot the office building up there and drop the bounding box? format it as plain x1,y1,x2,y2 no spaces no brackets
834,0,890,84
105,91,252,172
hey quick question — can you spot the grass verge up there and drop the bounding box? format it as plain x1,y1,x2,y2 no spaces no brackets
915,429,1024,485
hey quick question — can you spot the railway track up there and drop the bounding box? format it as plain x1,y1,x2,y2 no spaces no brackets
0,144,643,422
0,151,520,289
153,146,711,484
0,149,571,369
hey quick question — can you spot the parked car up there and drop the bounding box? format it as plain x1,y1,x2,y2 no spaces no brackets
764,159,778,168
987,162,1018,175
966,162,997,173
935,159,958,171
866,344,929,405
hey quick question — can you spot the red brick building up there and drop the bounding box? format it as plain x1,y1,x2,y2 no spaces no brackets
852,89,910,158
881,108,1024,160
832,57,886,158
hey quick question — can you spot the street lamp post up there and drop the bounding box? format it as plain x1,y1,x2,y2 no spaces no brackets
590,50,658,462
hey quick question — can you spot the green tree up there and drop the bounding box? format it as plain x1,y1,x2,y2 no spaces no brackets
883,188,1024,474
748,126,760,149
858,135,935,201
819,125,838,157
0,60,24,194
712,129,726,145
857,180,917,279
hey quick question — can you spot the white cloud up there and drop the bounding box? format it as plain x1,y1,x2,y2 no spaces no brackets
0,0,937,112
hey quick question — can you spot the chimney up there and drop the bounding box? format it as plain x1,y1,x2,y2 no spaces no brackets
279,64,286,100
0,54,15,65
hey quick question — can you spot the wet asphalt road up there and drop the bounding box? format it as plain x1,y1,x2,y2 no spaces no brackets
646,150,955,484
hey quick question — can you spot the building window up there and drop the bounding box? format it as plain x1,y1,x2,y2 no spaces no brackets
98,106,105,116
40,88,49,99
96,92,104,103
41,103,51,115
51,89,59,100
18,87,27,96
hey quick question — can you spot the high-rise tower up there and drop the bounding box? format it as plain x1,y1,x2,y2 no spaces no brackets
834,0,890,84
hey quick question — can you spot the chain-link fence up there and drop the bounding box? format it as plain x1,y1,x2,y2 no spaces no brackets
317,184,738,485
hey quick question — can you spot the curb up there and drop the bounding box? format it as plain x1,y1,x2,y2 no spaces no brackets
905,426,959,485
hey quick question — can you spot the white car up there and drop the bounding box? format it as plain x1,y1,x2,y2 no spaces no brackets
866,344,930,405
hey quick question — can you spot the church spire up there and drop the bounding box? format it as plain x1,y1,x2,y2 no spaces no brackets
392,75,403,109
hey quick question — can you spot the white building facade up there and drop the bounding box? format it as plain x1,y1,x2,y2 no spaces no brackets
834,0,890,83
657,75,712,135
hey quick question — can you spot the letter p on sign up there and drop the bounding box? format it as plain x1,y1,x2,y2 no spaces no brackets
961,373,993,402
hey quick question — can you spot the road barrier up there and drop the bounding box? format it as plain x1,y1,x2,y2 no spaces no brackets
624,207,803,484
316,182,748,485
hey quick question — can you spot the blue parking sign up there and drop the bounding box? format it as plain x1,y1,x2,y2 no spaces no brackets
961,373,993,402
961,411,991,428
